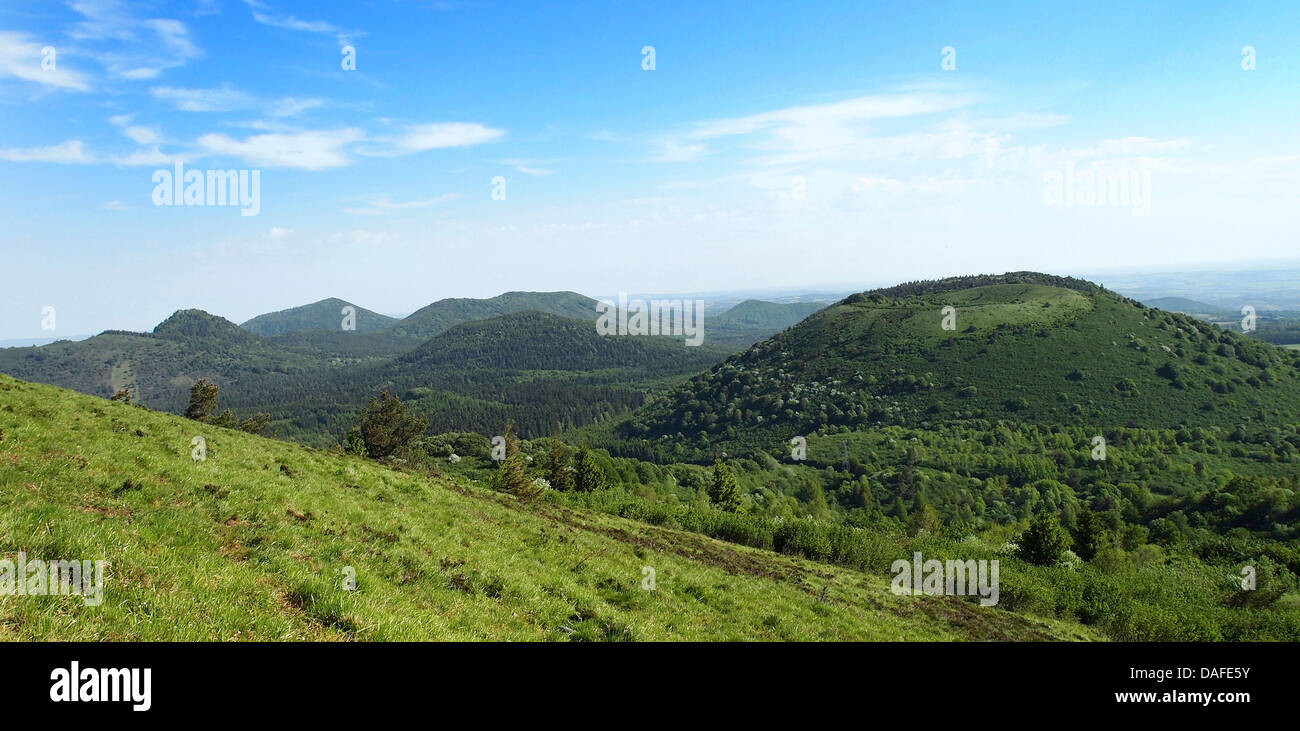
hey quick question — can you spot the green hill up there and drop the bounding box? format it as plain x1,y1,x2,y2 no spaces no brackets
0,373,1095,641
386,291,600,340
0,310,333,411
708,299,828,347
220,311,733,444
622,272,1300,455
240,298,397,336
712,299,826,327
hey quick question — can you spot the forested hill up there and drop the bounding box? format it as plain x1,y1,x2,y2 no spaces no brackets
240,298,397,336
621,273,1300,458
0,310,332,411
711,300,826,327
386,291,601,339
218,310,733,444
395,310,728,371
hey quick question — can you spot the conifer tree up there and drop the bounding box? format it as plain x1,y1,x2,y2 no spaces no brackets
573,441,606,493
708,459,743,513
357,390,427,459
496,422,532,496
545,438,573,491
1019,510,1070,566
1071,506,1106,561
907,493,941,535
186,378,219,421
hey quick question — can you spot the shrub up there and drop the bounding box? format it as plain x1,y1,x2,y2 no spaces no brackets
1018,511,1070,566
358,391,427,459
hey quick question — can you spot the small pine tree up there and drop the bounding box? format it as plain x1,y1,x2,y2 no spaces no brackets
110,388,131,405
573,442,606,493
907,494,941,536
1071,506,1106,561
545,438,573,491
496,423,533,496
185,379,219,421
1019,510,1071,566
892,496,909,522
708,459,743,513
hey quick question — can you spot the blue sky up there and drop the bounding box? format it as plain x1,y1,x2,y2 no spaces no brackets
2,0,1299,337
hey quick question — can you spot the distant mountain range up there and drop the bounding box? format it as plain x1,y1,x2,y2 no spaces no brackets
0,290,832,444
9,274,1298,456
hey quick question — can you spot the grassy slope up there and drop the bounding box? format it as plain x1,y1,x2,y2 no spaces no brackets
0,374,1095,641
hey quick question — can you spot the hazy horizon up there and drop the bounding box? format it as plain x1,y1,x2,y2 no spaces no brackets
4,261,1300,341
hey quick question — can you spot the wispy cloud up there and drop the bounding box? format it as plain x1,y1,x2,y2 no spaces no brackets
241,0,351,44
655,90,979,167
344,194,461,215
67,0,201,78
268,97,325,117
0,31,91,90
151,85,255,112
500,158,553,176
198,128,364,170
395,122,505,152
109,147,185,167
0,140,94,163
108,114,160,144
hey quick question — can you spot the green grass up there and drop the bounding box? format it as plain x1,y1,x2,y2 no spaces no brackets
0,374,1096,641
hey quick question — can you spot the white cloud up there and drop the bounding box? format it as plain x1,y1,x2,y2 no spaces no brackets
0,31,92,91
499,158,552,176
396,122,504,152
241,0,350,43
268,97,324,117
151,85,255,112
653,90,979,167
344,194,460,215
109,147,184,167
651,139,707,163
198,128,363,169
67,1,201,78
123,126,159,145
107,115,161,145
687,92,974,141
0,140,94,163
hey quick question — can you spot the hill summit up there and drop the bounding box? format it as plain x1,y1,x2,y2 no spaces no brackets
622,272,1300,456
240,298,397,336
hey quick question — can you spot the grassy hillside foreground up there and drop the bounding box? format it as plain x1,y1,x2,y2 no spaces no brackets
0,374,1095,641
